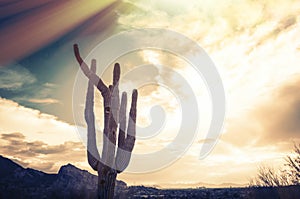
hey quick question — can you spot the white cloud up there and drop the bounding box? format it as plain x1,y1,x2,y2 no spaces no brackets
0,97,78,145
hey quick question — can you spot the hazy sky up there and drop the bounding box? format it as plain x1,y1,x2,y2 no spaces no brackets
0,0,300,187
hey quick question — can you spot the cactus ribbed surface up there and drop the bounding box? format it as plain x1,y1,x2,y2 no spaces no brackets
74,44,138,199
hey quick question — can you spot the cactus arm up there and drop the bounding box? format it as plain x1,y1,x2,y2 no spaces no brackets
73,44,109,96
115,92,127,172
115,90,138,173
128,90,138,135
118,92,127,149
103,64,121,168
85,59,100,171
126,89,138,151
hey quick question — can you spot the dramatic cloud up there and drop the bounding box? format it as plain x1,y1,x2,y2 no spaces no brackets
113,0,300,186
255,77,300,143
0,132,85,172
0,65,36,90
0,97,89,172
1,0,300,187
0,97,78,145
221,76,300,152
0,65,61,108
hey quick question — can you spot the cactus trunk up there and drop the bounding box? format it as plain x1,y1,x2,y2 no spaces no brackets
98,168,117,199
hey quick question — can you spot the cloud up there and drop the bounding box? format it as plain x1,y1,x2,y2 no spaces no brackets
117,0,300,118
0,132,85,172
254,76,300,143
0,97,89,172
0,97,79,145
0,65,36,90
254,14,298,48
0,65,60,107
1,132,25,140
119,0,300,53
221,75,300,151
10,82,61,105
28,98,60,104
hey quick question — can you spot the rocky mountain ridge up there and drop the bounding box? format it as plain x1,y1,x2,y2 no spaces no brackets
0,155,126,199
1,155,299,198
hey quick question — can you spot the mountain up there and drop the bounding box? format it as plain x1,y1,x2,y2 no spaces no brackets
0,155,126,199
1,155,299,198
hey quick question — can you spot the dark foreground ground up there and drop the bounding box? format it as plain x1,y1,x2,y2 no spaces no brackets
0,155,299,199
122,185,300,199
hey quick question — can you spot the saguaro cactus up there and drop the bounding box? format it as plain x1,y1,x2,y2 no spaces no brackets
73,44,138,199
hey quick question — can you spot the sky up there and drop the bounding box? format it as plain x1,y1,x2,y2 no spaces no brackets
0,0,300,187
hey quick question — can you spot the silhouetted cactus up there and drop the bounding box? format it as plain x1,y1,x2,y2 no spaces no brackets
74,44,138,199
